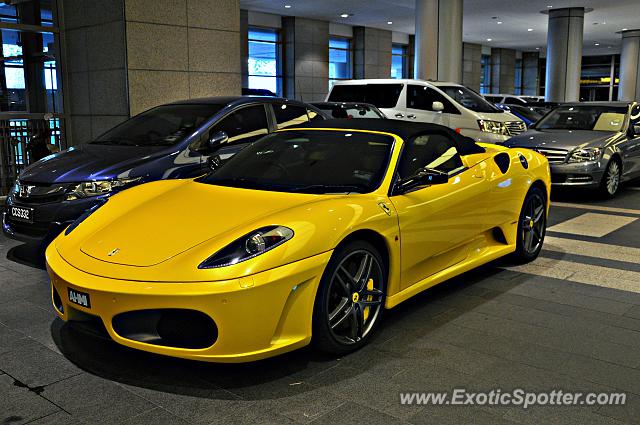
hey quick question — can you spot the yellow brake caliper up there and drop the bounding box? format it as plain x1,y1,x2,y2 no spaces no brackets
363,278,374,321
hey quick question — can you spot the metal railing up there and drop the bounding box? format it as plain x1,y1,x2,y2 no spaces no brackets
0,113,65,195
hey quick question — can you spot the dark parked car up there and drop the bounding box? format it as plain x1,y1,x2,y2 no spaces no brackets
505,102,640,197
495,103,542,127
3,97,326,245
311,102,386,119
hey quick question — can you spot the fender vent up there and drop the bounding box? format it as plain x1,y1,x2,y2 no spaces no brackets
494,153,511,174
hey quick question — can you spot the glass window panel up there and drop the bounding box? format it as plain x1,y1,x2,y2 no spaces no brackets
248,27,280,95
329,37,352,88
391,44,407,79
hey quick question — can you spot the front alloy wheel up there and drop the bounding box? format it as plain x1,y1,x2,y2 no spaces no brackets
313,241,386,354
600,160,621,197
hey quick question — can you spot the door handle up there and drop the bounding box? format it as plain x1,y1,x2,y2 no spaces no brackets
407,114,416,119
394,113,405,118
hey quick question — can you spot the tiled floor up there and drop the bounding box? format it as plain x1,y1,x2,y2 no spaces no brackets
1,183,640,424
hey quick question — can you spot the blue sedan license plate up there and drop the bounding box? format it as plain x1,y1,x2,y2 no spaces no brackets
9,206,33,223
68,288,91,309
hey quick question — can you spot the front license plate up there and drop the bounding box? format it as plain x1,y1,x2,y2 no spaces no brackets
68,288,91,309
8,206,33,223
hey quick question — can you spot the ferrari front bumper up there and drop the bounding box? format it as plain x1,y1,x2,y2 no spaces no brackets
46,244,332,362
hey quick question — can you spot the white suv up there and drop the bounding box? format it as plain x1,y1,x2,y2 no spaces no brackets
327,79,526,144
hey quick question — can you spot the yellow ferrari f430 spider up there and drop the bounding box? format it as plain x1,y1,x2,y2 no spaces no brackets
47,119,550,362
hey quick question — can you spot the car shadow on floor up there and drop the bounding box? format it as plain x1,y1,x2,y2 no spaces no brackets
50,261,513,401
6,243,46,270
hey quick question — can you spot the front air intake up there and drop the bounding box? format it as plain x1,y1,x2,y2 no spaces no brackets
112,309,218,349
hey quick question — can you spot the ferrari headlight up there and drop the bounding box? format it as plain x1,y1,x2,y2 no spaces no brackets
66,177,140,200
478,120,507,135
568,147,602,163
199,226,294,269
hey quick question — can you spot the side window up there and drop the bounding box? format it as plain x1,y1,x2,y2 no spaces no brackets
398,133,465,179
273,104,310,129
212,105,269,146
307,108,325,122
506,96,525,105
407,85,458,114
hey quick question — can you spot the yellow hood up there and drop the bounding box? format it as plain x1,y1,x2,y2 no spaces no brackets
75,180,319,267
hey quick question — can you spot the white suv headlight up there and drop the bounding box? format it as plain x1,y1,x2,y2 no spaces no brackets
478,120,507,135
567,147,602,163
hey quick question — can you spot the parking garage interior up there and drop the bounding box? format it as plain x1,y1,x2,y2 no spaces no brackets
1,1,640,424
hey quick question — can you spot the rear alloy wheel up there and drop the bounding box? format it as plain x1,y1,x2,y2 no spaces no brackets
511,186,546,264
600,160,621,198
313,241,386,355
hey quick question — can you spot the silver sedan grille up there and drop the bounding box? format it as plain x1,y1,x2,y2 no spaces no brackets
533,148,568,164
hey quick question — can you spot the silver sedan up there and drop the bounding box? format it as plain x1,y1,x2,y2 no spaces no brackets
504,101,640,197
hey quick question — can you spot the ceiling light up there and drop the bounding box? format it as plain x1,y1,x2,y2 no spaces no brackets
547,5,553,8
486,38,492,42
497,21,503,24
340,13,350,18
527,28,533,31
284,4,291,8
595,43,600,46
622,28,628,31
387,21,393,25
536,47,540,50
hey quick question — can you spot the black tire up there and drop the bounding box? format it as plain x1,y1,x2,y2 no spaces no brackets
312,240,387,355
510,186,547,264
598,159,622,198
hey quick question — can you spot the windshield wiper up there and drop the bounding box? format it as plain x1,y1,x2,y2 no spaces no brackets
290,184,366,194
207,177,268,190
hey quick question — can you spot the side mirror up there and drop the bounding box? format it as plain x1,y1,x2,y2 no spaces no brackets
207,131,228,150
432,101,445,112
395,168,449,194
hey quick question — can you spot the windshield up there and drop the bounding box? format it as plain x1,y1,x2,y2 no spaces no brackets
92,104,223,147
328,84,403,109
534,105,628,131
198,130,394,194
439,86,501,113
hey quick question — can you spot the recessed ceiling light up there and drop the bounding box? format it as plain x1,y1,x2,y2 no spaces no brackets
536,47,540,50
547,5,553,8
340,13,350,18
595,43,600,46
622,28,628,31
497,21,503,24
387,21,393,25
284,4,291,8
527,28,533,31
487,38,492,41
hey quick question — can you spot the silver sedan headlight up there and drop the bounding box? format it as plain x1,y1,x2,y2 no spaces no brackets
66,177,140,200
567,147,603,163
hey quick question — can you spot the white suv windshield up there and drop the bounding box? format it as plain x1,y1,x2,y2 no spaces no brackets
439,86,502,113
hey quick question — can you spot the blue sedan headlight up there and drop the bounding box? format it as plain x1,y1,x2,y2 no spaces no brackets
199,226,294,269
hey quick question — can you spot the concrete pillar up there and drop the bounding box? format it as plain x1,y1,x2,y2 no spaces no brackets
545,7,584,102
240,9,249,89
522,52,540,96
61,0,242,145
490,48,516,94
283,17,329,102
462,42,482,91
407,35,416,80
353,27,392,80
414,0,463,82
618,30,640,101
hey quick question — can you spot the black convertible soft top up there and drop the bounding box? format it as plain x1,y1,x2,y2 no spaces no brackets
297,118,485,155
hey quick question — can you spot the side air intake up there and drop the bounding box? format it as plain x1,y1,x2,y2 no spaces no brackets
494,153,511,174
